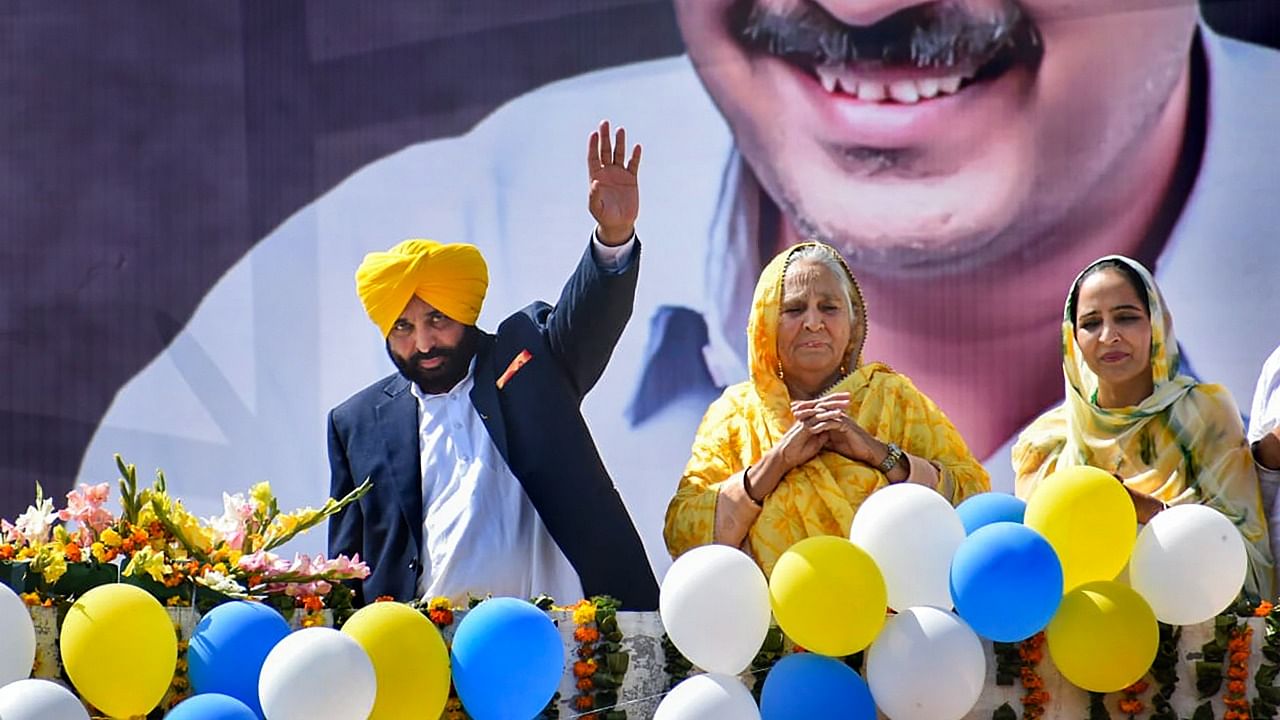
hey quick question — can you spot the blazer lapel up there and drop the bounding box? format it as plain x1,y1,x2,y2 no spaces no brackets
375,376,423,557
469,334,510,463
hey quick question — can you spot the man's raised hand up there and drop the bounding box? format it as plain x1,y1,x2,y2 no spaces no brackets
587,119,642,246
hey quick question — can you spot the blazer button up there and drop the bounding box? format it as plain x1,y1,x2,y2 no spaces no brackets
408,560,418,571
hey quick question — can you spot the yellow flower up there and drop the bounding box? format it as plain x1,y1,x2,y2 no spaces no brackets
101,527,123,547
249,482,274,509
124,546,170,583
33,545,68,585
16,546,35,561
90,542,108,562
572,600,596,626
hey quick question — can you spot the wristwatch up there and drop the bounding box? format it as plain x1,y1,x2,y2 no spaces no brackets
879,442,905,478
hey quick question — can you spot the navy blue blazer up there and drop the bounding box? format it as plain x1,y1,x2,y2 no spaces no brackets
327,240,659,610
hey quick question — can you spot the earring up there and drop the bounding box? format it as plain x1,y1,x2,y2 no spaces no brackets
776,359,785,380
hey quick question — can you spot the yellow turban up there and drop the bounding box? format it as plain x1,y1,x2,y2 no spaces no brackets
355,239,489,336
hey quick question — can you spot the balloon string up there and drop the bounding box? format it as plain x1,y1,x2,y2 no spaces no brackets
561,666,772,718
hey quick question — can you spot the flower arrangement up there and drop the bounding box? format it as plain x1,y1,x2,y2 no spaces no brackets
1020,631,1049,719
1253,601,1280,720
1224,622,1254,720
1117,679,1149,718
0,454,371,618
567,596,628,719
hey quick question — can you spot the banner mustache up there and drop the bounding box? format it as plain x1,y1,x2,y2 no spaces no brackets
738,0,1043,70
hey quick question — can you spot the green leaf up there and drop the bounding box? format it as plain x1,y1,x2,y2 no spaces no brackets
991,702,1017,720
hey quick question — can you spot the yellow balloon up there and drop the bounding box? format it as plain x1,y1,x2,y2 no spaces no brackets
1047,580,1158,692
60,583,177,718
342,601,451,719
769,536,887,656
1024,465,1136,591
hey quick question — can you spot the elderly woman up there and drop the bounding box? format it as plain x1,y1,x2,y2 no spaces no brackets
1014,255,1274,599
663,242,990,575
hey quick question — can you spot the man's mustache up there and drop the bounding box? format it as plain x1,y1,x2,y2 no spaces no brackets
411,348,454,365
738,0,1042,69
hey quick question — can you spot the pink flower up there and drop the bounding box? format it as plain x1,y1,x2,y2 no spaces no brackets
206,493,254,551
0,519,20,544
58,483,115,536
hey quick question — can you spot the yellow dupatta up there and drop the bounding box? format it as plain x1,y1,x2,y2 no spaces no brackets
664,243,990,575
1013,255,1274,598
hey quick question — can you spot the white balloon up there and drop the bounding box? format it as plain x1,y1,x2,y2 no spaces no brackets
867,607,985,720
660,545,771,675
0,679,90,720
654,673,760,720
259,627,376,720
0,584,36,686
1129,504,1248,625
849,483,966,610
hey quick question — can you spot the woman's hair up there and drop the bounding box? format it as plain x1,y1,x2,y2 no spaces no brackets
785,244,858,320
1067,258,1152,325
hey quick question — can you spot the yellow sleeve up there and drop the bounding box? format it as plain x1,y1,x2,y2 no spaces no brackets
663,391,749,560
1011,407,1068,500
864,371,990,505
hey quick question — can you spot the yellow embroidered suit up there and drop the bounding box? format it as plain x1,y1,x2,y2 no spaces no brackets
663,243,990,576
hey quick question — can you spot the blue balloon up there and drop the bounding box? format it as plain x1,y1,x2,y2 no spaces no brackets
956,492,1027,535
760,653,876,720
187,601,291,719
950,522,1063,642
165,693,258,720
451,597,565,720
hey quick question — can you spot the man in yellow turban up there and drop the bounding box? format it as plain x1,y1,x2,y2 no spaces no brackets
327,121,658,610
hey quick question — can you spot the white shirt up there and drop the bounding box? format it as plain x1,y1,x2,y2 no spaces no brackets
410,367,582,604
1249,345,1280,499
409,235,632,603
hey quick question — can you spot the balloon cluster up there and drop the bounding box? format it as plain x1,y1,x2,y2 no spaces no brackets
654,466,1251,718
0,584,565,720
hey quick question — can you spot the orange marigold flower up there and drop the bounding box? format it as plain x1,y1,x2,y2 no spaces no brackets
428,608,454,627
301,596,325,612
573,660,597,678
576,677,594,691
19,592,42,607
1256,600,1274,617
63,542,83,563
1228,666,1250,680
1124,679,1149,694
0,545,14,560
1228,680,1247,694
1118,699,1145,714
575,626,601,644
574,695,594,711
577,645,595,659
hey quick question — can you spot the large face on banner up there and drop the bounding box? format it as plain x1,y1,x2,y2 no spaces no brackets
673,0,1198,272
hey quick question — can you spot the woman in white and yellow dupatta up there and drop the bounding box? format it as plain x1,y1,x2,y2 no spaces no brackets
1014,255,1274,599
663,242,990,576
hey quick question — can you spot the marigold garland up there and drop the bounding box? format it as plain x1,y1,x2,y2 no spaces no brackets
1224,622,1254,720
569,596,627,720
1020,631,1049,720
1253,599,1280,720
1118,679,1149,718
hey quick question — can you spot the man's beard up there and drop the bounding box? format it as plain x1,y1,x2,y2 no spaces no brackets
388,327,480,395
